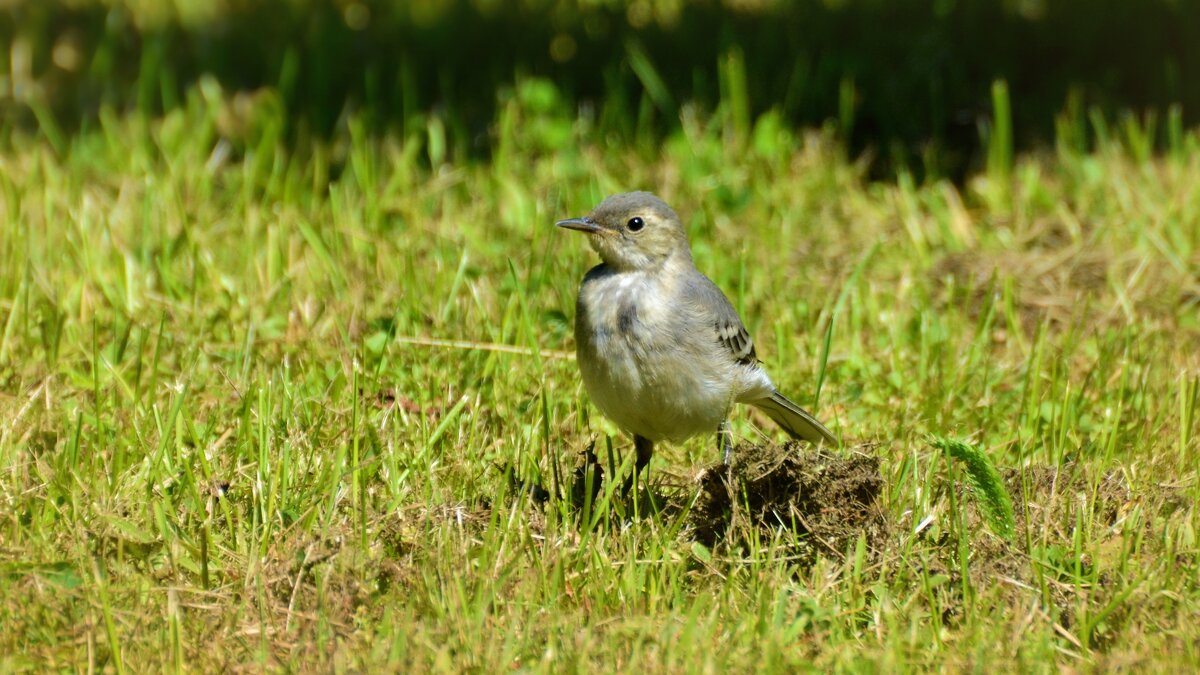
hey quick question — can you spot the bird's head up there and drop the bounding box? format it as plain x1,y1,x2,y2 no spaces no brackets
556,192,691,271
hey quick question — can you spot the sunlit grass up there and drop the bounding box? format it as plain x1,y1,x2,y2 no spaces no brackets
1,78,1199,670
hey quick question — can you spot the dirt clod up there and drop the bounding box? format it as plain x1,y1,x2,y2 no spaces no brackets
688,442,887,563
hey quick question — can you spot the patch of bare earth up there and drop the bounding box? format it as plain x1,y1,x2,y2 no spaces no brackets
686,442,888,563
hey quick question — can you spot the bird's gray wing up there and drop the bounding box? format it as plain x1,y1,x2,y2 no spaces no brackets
715,315,757,365
682,273,758,366
680,269,837,445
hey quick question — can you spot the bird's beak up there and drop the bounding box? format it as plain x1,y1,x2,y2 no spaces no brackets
555,217,603,234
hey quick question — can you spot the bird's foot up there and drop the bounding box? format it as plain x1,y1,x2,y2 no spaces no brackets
718,422,734,465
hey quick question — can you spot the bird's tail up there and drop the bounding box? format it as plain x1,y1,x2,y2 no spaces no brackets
751,390,837,446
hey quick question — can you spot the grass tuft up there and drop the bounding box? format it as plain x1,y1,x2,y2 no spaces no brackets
930,435,1016,541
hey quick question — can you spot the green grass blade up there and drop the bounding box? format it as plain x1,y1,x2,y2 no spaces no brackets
930,436,1016,541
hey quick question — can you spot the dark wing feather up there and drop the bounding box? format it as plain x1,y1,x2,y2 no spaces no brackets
679,269,760,367
715,318,757,365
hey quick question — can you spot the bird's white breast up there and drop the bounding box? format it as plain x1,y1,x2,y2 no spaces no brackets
575,266,734,443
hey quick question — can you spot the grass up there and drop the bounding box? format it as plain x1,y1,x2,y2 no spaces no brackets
1,77,1199,671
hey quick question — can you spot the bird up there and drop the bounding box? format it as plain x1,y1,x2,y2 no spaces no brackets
557,191,836,475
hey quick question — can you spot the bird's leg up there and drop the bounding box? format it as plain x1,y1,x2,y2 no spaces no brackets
624,435,654,496
718,421,734,465
634,435,654,474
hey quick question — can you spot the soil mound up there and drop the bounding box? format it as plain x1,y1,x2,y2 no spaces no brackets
688,442,887,562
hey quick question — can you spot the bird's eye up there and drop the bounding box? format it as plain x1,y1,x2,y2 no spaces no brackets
627,217,645,232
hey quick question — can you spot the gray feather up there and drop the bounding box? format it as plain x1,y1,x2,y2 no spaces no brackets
752,390,837,445
680,272,758,366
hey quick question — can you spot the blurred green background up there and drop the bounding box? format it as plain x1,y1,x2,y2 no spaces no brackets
2,0,1196,177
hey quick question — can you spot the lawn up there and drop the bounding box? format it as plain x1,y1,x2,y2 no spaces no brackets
2,78,1199,671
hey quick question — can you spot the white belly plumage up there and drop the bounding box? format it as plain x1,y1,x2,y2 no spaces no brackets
578,331,732,443
575,269,738,443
